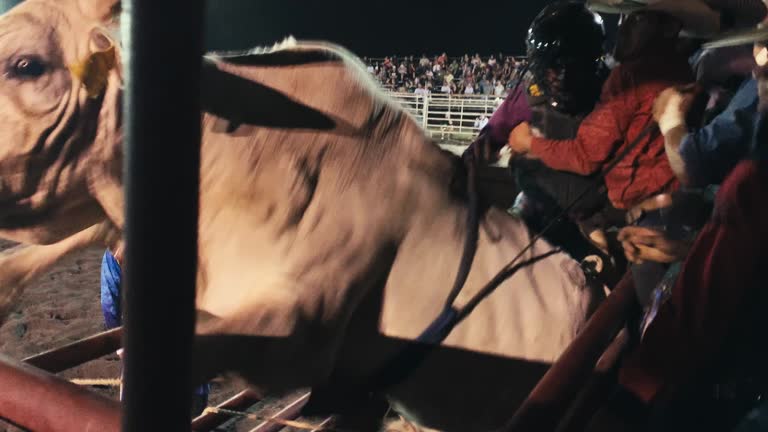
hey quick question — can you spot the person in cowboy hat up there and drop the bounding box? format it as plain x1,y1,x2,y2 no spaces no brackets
506,2,711,309
505,0,728,211
614,0,766,316
586,15,768,432
587,0,766,36
644,0,768,189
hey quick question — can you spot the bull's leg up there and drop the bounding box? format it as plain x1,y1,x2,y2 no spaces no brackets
0,222,118,324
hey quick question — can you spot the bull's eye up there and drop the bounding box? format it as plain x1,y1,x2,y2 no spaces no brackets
8,56,47,79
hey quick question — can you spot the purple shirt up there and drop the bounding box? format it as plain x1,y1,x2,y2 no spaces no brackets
483,85,532,148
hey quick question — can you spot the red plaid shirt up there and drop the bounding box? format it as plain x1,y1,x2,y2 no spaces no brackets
529,53,693,209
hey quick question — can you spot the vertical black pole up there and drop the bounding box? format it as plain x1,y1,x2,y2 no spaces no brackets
121,1,204,430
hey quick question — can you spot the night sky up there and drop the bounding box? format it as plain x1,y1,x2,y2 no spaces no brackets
204,0,619,56
0,0,619,57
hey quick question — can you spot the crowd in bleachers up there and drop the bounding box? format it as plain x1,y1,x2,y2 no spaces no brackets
363,53,527,95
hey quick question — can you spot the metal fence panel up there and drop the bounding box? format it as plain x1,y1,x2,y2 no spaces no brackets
121,1,204,430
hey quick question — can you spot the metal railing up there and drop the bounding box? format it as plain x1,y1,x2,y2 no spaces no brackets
384,91,506,141
365,56,527,65
122,0,203,430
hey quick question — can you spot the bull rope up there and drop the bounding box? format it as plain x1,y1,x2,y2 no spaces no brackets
70,378,122,386
200,406,344,431
67,378,342,430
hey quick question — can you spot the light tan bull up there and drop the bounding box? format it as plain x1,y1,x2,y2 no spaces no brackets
0,1,604,430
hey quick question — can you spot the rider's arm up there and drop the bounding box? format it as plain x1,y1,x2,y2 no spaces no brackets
528,94,631,175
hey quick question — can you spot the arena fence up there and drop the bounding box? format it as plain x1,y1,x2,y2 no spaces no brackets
386,91,505,141
366,56,527,65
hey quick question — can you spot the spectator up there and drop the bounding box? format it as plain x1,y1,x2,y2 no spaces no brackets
479,114,489,130
449,59,459,75
361,52,527,98
444,70,454,85
494,80,505,96
440,111,455,139
480,76,492,95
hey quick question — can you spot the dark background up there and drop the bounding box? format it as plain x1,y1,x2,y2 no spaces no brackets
204,0,619,56
1,0,618,57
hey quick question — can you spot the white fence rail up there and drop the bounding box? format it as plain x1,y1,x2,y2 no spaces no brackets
385,91,506,141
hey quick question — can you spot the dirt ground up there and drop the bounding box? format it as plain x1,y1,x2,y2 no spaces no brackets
0,240,316,432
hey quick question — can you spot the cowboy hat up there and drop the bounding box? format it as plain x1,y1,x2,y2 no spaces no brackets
703,26,768,48
587,0,721,37
703,1,768,49
586,0,645,15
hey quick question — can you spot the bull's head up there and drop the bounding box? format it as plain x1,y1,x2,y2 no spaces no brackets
0,0,123,245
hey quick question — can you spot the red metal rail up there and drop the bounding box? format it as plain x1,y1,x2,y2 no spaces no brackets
503,273,637,431
0,355,120,432
23,327,123,373
556,330,630,432
0,329,124,432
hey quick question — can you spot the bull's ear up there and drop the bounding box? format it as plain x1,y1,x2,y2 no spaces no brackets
69,26,117,97
77,0,121,22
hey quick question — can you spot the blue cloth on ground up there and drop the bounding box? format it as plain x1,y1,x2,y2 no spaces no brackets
100,250,122,330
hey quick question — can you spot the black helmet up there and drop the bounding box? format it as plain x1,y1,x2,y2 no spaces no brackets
525,1,607,114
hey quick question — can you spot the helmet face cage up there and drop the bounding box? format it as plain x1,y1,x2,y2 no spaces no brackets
526,54,605,113
525,1,607,114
